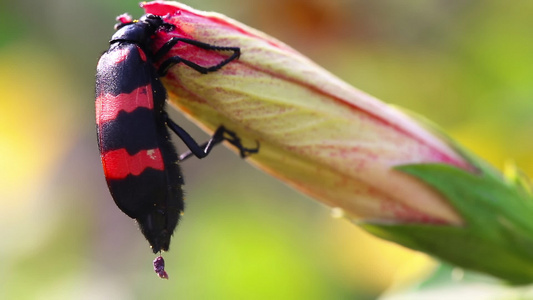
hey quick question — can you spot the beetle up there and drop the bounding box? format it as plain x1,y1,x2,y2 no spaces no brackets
95,13,258,255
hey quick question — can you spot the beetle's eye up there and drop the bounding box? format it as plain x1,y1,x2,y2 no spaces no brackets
145,14,157,20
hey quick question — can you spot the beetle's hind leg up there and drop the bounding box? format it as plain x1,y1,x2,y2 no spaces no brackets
163,113,259,161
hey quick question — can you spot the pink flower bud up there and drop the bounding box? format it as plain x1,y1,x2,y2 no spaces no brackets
142,1,477,225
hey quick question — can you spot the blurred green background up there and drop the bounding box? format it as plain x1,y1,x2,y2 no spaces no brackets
1,0,532,299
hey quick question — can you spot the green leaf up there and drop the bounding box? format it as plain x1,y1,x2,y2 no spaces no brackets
361,163,533,284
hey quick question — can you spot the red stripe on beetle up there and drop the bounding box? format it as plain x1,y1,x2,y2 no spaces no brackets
97,47,130,69
102,148,165,179
137,45,147,62
96,85,153,124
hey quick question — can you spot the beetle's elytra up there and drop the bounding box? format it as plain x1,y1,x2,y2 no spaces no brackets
96,14,258,256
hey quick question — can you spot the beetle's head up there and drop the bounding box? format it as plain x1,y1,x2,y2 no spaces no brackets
110,14,173,48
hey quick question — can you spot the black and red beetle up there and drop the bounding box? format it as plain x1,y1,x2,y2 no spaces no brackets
95,14,258,258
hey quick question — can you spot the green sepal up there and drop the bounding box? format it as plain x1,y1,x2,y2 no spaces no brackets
361,163,533,284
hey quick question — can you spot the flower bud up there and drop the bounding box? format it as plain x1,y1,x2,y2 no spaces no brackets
141,1,533,284
143,1,475,224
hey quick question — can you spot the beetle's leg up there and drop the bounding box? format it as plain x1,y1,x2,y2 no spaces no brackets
164,113,259,161
155,37,240,76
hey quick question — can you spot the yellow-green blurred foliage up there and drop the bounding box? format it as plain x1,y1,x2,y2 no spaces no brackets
1,0,531,299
